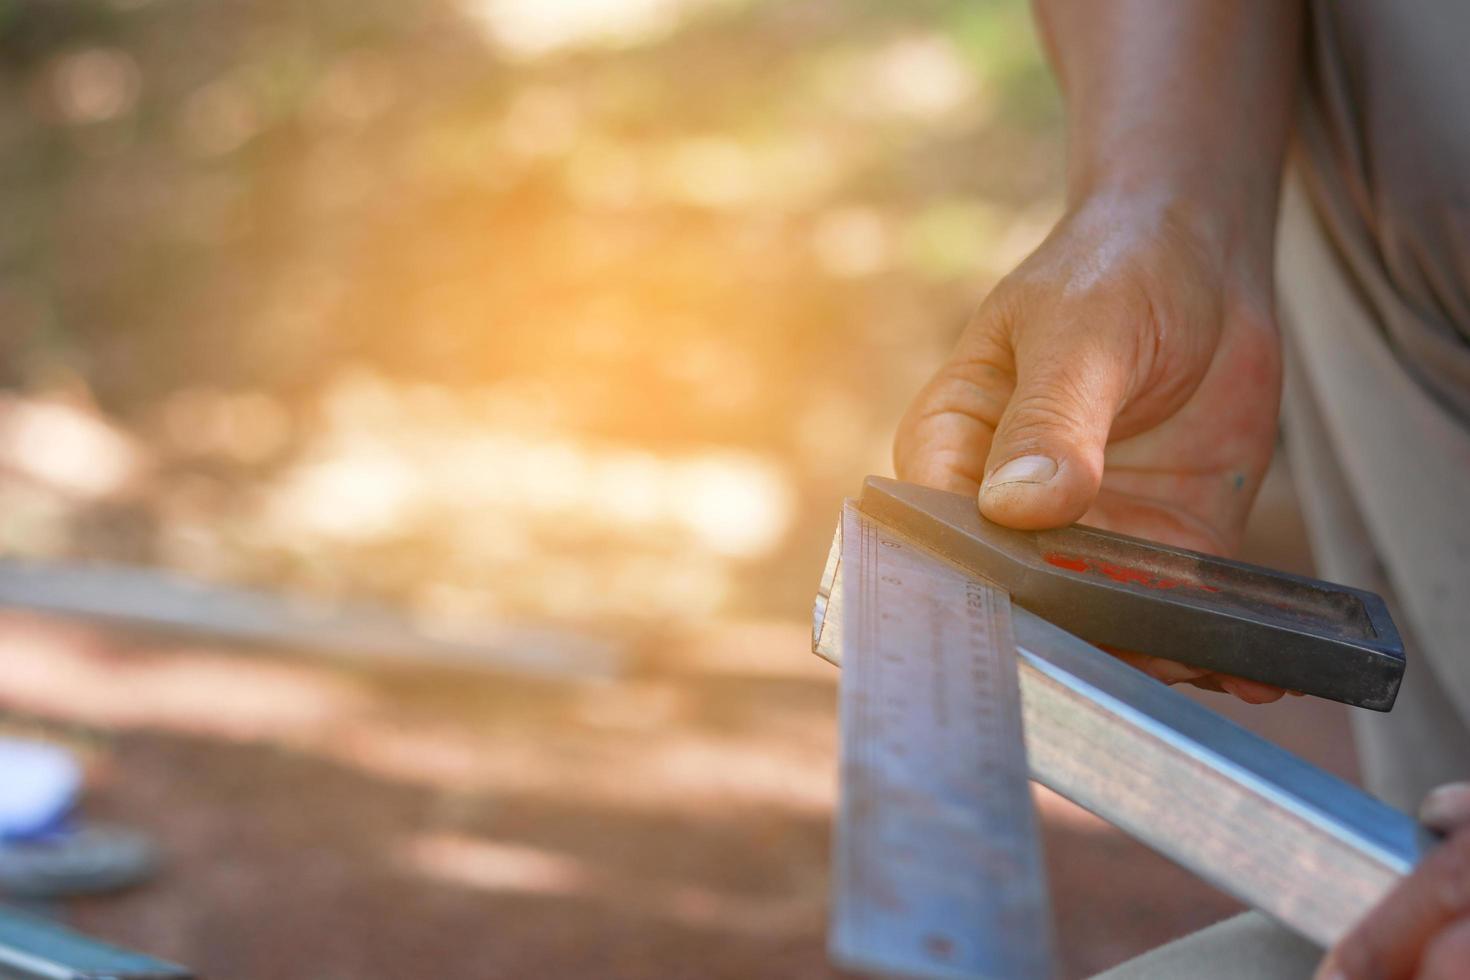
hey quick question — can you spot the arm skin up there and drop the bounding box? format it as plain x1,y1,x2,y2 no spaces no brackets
1040,0,1301,259
894,0,1301,699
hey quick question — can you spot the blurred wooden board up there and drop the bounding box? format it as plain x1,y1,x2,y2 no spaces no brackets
0,559,621,681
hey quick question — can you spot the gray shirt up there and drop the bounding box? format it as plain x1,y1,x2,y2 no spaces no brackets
1298,0,1470,422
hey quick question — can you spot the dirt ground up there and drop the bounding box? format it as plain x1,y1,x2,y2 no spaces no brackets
0,459,1358,980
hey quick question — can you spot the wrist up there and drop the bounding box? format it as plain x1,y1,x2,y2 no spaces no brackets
1065,176,1278,288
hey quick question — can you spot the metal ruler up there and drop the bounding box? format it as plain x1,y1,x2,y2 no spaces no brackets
0,903,192,980
831,503,1053,979
818,480,1428,979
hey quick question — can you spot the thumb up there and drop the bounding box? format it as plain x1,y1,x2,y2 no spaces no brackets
979,326,1131,529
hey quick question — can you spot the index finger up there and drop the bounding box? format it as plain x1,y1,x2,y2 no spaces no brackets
893,312,1016,496
893,369,1003,495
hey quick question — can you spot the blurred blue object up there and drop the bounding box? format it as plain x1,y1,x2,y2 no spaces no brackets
0,739,158,898
0,740,80,843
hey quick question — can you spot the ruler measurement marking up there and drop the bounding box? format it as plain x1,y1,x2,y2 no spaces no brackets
835,505,1054,979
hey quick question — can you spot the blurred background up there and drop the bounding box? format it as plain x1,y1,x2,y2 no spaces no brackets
0,0,1355,977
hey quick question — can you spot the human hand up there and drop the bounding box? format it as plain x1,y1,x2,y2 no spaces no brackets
894,189,1285,702
1316,783,1470,979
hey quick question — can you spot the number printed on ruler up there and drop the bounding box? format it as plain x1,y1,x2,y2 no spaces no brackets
862,522,1022,876
833,503,1053,979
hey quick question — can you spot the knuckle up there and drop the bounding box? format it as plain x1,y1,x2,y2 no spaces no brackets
1004,385,1088,436
894,374,997,489
977,272,1030,319
932,358,1010,401
960,287,1024,348
901,361,1011,433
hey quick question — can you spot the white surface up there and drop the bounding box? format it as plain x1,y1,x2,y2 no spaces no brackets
0,739,81,838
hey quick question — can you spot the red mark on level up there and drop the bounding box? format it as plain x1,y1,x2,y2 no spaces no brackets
1043,554,1088,573
1043,553,1222,593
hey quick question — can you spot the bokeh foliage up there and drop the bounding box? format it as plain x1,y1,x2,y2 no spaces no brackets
0,0,1062,623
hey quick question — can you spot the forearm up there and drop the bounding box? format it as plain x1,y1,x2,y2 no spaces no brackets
1035,0,1303,252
